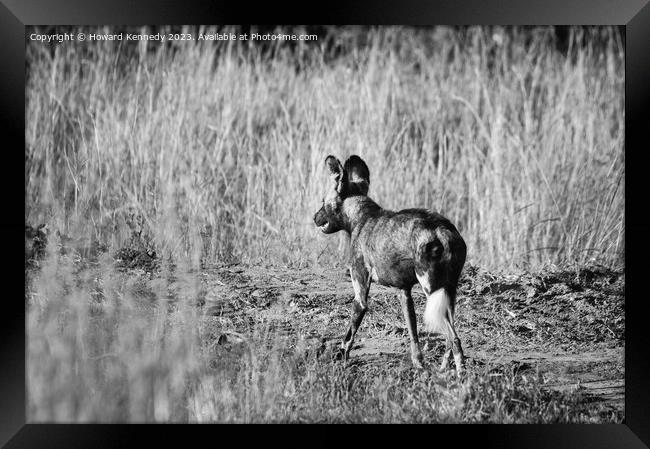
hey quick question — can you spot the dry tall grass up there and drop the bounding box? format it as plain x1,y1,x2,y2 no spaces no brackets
26,25,624,270
25,26,625,423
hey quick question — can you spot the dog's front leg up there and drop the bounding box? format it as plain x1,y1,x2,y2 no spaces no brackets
339,265,371,361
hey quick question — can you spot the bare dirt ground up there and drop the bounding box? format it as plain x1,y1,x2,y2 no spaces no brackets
195,262,624,417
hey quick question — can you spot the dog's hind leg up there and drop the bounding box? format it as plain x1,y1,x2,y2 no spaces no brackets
418,273,465,374
439,337,452,372
399,289,424,369
445,313,465,374
444,286,465,374
339,265,371,361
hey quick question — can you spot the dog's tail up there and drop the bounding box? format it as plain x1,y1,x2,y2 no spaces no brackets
423,287,453,334
417,227,465,335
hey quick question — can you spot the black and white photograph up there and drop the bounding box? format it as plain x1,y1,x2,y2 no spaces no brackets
24,25,625,424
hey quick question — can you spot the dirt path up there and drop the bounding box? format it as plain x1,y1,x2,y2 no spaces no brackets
192,263,625,415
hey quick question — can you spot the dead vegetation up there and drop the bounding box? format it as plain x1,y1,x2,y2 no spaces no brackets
25,26,624,270
458,263,624,351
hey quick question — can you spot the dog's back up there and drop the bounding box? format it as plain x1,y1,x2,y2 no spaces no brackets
349,200,466,292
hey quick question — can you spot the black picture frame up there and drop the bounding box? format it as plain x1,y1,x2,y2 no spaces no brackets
3,0,649,447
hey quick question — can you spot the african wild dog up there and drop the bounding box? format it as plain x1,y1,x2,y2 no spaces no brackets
313,155,467,372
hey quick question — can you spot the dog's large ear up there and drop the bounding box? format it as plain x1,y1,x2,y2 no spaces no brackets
325,155,346,193
344,155,370,195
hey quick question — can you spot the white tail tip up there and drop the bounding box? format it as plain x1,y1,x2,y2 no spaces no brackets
423,288,451,334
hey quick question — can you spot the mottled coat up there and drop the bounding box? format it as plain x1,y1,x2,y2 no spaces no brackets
314,155,467,372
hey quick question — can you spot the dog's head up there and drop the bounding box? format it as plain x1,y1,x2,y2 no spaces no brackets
313,155,370,234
